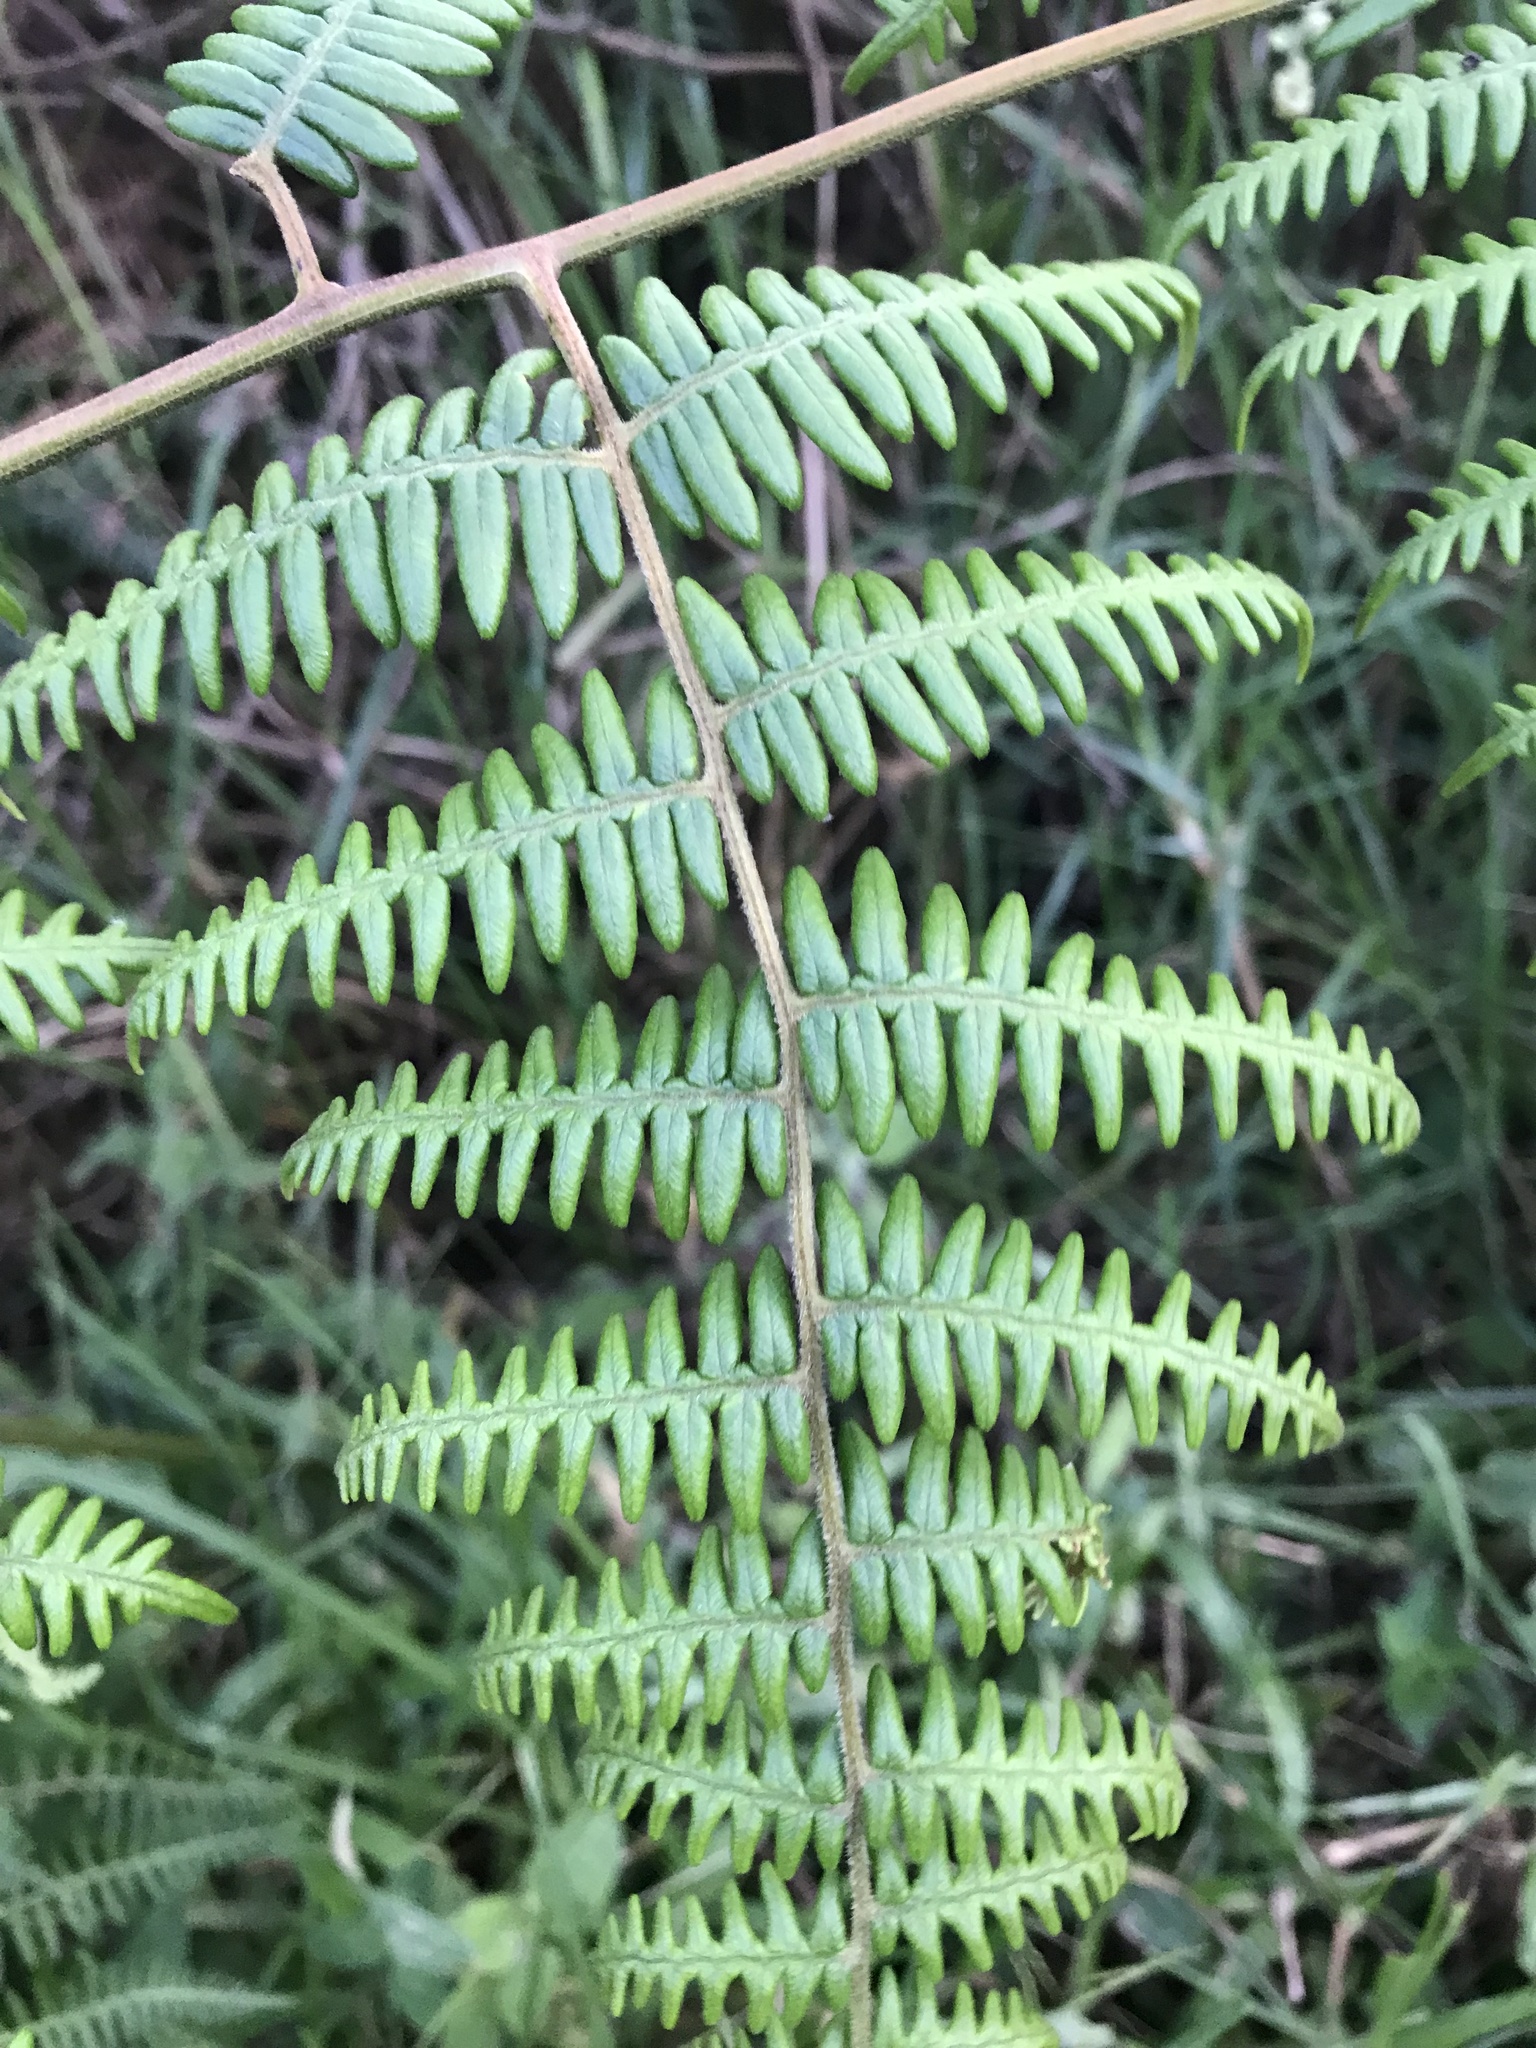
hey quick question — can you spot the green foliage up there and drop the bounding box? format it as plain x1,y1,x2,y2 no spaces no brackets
166,0,532,193
0,892,164,1054
0,578,24,635
598,261,1199,543
785,848,1419,1155
8,1961,289,2048
1363,436,1536,624
0,1466,234,1657
282,966,786,1241
1175,5,1536,248
844,0,1036,95
123,667,725,1052
1443,682,1536,795
680,550,1311,812
1238,219,1536,448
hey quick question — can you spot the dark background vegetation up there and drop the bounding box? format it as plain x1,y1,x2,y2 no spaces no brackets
2,0,1536,2041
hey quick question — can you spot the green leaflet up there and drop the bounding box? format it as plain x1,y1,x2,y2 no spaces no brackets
597,1867,849,2030
0,354,622,768
1362,436,1536,627
471,1521,832,1728
870,1812,1125,1973
679,550,1310,811
1443,683,1536,797
844,0,1038,95
819,1174,1341,1452
1175,5,1536,249
338,1250,805,1529
868,1975,1057,2048
863,1666,1184,1862
0,1462,236,1657
580,1701,848,1878
11,1962,290,2048
785,848,1421,1156
1239,220,1536,448
0,578,25,635
603,259,1199,545
841,1423,1108,1660
125,670,726,1054
0,1808,294,1967
166,0,532,193
282,968,786,1243
0,891,167,1054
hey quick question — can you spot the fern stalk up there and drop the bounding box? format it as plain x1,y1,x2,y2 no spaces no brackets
0,0,1292,490
524,251,882,2048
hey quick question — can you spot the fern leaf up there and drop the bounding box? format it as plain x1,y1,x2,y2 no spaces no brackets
1239,221,1536,446
677,551,1310,813
0,353,620,765
0,579,24,636
844,0,1038,95
282,967,785,1243
471,1521,831,1729
0,1466,235,1656
0,1814,288,1965
1443,684,1536,795
0,892,166,1053
166,0,531,193
15,1961,290,2048
819,1173,1340,1452
786,847,1421,1156
870,1974,1057,2048
580,1699,847,1877
125,671,726,1052
863,1666,1184,1862
339,1249,804,1529
1362,436,1536,626
0,1736,287,1829
598,1865,849,2030
1175,6,1536,249
841,1423,1107,1660
871,1812,1124,1974
603,259,1199,545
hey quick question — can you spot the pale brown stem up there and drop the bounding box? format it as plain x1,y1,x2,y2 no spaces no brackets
229,149,338,303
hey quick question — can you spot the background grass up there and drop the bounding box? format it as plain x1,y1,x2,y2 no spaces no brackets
3,0,1536,2042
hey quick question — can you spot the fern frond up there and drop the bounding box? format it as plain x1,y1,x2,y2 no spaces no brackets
16,1961,289,2048
580,1700,848,1877
786,848,1420,1156
0,1468,235,1656
1362,436,1536,626
0,1736,286,1828
166,0,531,194
124,670,726,1051
676,550,1310,814
871,1811,1124,1973
600,1866,848,2030
1175,6,1536,249
339,1249,804,1529
863,1666,1184,1861
0,353,619,765
844,0,1036,95
1443,684,1536,795
0,1813,287,1964
0,893,166,1053
471,1520,831,1728
602,260,1199,545
841,1424,1107,1660
282,967,785,1242
870,1974,1056,2048
819,1174,1340,1452
1239,221,1536,446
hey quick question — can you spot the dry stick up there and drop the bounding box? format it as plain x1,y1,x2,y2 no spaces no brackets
521,248,880,2048
0,0,1291,486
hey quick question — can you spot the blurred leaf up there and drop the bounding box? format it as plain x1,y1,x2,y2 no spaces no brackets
1378,1571,1481,1747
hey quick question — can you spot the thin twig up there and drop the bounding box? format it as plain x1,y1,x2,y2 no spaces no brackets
532,10,805,74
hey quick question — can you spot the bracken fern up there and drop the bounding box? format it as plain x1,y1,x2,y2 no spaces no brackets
0,0,1423,2041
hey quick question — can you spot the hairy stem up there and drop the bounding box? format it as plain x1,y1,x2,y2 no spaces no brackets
0,0,1289,488
229,150,337,301
522,254,878,2044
